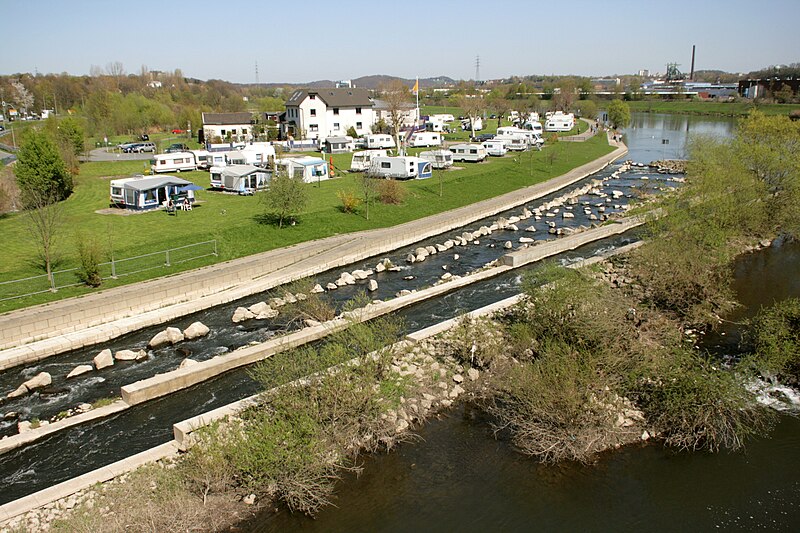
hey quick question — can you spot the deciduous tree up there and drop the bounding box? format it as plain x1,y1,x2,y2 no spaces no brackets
261,170,307,228
607,99,631,129
15,129,73,205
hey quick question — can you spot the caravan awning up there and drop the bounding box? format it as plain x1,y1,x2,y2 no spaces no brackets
119,176,192,191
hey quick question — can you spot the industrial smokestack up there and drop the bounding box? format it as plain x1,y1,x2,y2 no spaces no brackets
690,45,696,81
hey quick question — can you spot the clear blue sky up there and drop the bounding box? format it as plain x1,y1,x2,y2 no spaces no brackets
3,0,798,83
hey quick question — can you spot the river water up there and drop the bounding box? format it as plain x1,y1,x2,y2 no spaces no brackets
246,114,800,532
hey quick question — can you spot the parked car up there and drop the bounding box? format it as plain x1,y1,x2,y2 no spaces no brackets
135,142,156,153
471,133,495,143
165,143,190,153
118,141,139,151
140,133,150,141
171,128,186,134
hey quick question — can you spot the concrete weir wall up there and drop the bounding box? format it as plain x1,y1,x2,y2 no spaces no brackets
0,239,642,525
0,143,626,370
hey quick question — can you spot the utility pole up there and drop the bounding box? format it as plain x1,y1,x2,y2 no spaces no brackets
475,55,480,85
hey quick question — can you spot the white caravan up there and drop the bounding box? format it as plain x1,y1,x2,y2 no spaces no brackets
449,143,488,162
419,149,453,169
153,151,198,173
350,150,389,172
408,132,442,148
493,135,529,152
481,139,508,157
363,134,396,150
544,112,575,132
368,156,432,179
430,113,454,123
460,117,483,131
523,120,544,136
209,164,270,194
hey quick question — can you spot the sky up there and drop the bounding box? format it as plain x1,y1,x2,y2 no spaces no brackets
2,0,798,83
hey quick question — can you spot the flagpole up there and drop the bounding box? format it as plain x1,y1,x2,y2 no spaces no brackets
415,76,419,125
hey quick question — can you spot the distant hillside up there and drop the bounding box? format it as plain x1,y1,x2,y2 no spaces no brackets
251,75,456,90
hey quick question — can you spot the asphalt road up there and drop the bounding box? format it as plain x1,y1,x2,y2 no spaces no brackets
82,148,155,162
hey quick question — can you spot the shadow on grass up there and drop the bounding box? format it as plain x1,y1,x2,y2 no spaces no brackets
253,213,300,227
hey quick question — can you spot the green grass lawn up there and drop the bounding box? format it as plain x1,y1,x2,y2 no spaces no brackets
0,133,613,313
626,100,800,117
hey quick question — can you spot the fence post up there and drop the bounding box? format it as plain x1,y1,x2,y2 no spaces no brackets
111,255,117,279
213,240,218,256
49,271,56,292
165,249,171,267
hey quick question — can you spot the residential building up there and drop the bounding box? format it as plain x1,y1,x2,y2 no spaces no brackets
202,112,254,143
282,88,375,140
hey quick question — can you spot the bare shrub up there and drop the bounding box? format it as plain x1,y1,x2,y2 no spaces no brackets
377,179,405,205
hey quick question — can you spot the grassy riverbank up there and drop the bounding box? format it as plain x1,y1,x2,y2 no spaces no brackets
626,100,799,117
0,133,613,313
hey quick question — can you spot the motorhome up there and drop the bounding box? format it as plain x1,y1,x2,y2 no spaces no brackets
419,149,453,169
493,135,528,152
408,132,442,148
460,117,483,131
523,121,544,136
350,150,389,172
449,143,488,162
496,126,544,147
153,151,198,173
481,139,508,157
276,156,329,183
368,156,432,179
544,112,575,132
110,175,195,210
363,134,396,150
209,164,270,194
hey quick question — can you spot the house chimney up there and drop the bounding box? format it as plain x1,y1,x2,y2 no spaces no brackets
690,45,696,81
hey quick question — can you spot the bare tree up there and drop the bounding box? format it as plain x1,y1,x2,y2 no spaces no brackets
360,172,380,221
457,94,484,140
106,61,125,78
378,80,411,153
22,185,64,290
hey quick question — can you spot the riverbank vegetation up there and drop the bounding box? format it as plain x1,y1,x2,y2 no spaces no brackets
626,100,799,117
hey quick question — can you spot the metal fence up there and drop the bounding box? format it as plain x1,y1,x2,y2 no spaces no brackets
0,240,217,303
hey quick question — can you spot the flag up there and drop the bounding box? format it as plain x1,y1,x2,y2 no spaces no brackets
412,78,419,95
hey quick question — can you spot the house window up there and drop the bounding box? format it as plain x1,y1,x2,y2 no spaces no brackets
310,109,316,117
310,124,318,132
231,129,237,135
356,121,362,129
333,108,339,115
221,129,227,135
333,123,340,130
309,94,316,100
242,128,248,134
356,107,362,114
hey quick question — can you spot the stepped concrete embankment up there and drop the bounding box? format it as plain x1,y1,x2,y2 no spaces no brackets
0,142,626,370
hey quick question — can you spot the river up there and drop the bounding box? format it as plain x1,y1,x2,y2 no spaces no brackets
245,113,800,532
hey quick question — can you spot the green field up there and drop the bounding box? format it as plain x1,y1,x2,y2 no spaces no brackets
0,133,613,312
626,100,799,117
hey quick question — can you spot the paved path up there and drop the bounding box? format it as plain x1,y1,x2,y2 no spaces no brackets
81,148,154,163
0,141,628,369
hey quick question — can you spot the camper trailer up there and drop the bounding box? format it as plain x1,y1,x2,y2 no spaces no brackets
363,134,396,150
419,149,453,169
350,150,389,172
109,175,195,210
276,156,329,183
153,152,198,173
368,156,432,180
430,113,454,123
450,143,488,162
493,135,529,152
481,140,508,157
209,164,270,194
544,112,575,132
408,132,442,148
496,126,543,147
191,150,212,170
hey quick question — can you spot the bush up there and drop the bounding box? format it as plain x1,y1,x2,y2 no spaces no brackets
377,179,405,205
336,189,361,213
75,235,104,287
744,297,800,384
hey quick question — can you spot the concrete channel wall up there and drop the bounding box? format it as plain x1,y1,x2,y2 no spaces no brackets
0,143,627,370
0,239,643,525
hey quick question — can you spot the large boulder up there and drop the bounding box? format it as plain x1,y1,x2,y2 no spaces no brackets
66,365,93,379
375,262,386,273
352,269,370,280
23,372,52,391
504,241,513,249
93,349,114,370
232,307,256,323
368,279,378,292
326,282,338,290
248,302,269,315
115,349,145,361
148,327,184,348
310,283,325,294
179,358,198,369
183,321,210,340
7,384,28,398
255,307,279,320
